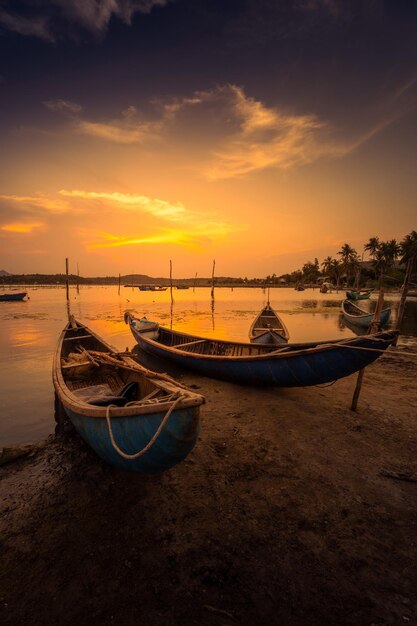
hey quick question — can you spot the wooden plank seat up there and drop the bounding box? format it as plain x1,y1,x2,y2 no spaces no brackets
63,334,93,341
176,339,208,352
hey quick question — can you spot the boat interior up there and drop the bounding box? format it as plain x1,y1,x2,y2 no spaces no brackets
61,324,176,407
149,326,333,357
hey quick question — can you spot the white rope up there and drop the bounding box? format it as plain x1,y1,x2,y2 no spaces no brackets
105,392,185,460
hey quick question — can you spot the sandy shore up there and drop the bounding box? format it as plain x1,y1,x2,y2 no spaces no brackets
1,348,417,625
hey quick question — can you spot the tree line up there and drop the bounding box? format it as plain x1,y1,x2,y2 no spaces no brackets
266,230,417,288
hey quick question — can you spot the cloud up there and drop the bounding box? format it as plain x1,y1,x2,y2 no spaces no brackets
43,82,415,178
0,0,170,41
86,221,241,250
0,222,45,234
0,10,52,41
0,193,70,214
43,99,83,115
59,190,187,221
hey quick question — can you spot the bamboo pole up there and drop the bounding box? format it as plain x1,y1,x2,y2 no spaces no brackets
65,258,69,301
118,273,121,296
76,263,80,294
170,260,173,303
393,259,413,346
211,259,215,300
351,287,385,411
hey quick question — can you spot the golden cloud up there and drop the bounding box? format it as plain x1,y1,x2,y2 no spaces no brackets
0,194,69,214
0,221,44,233
59,190,187,221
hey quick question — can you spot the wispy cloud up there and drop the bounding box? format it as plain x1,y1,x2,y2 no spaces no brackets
0,11,51,41
42,82,417,179
44,99,82,115
86,221,241,250
59,190,187,221
0,221,45,234
0,0,170,42
0,194,70,214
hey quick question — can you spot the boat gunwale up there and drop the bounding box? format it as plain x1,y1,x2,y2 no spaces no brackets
132,320,397,363
53,320,204,419
341,299,391,321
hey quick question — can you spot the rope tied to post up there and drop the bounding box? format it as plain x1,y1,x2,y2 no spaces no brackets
105,392,186,460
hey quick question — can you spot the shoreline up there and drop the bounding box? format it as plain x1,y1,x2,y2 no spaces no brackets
1,349,417,625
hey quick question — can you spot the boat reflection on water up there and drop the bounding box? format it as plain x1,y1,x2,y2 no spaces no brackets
338,301,417,338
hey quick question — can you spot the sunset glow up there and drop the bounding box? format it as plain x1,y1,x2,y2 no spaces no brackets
0,2,416,277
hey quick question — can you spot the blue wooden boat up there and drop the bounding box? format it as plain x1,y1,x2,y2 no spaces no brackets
0,291,27,302
341,300,391,329
346,289,372,301
53,318,204,473
125,314,397,387
249,303,289,345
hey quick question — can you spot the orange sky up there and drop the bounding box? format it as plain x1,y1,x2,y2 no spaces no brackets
1,4,416,277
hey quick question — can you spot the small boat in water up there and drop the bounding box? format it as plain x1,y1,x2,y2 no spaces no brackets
53,317,204,473
0,291,27,302
249,302,289,345
125,313,397,387
346,289,372,301
176,285,189,290
341,300,391,329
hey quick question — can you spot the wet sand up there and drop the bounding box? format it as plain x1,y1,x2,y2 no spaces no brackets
1,349,417,625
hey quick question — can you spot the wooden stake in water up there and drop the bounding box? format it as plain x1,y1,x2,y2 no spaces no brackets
170,259,173,303
65,258,69,301
351,287,385,411
118,273,121,296
76,263,80,294
394,259,413,346
211,259,216,300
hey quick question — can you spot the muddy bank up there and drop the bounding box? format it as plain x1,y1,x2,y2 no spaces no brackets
1,350,417,626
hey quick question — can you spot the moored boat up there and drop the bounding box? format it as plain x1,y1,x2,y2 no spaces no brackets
0,291,27,302
53,317,204,473
249,303,289,345
346,289,372,301
341,300,391,329
125,313,397,387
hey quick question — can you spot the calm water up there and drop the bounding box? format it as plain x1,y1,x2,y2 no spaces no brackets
1,286,416,446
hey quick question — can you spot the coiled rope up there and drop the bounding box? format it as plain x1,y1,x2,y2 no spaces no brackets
105,392,185,460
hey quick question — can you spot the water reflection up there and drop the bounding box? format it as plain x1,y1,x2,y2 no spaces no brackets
1,286,417,446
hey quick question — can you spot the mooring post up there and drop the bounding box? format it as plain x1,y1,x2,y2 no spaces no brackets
170,259,173,303
393,259,413,346
118,273,121,296
351,287,385,411
65,257,69,301
211,259,216,300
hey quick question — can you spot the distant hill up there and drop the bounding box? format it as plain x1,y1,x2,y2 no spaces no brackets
0,269,11,276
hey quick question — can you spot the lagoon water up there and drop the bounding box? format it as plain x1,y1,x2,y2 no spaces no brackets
1,285,416,446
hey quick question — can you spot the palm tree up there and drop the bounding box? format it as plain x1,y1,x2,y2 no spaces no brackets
364,237,380,260
338,243,358,287
321,256,334,279
372,239,400,283
330,258,342,291
400,230,417,267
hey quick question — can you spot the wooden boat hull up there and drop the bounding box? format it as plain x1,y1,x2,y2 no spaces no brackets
127,317,397,387
65,405,199,473
342,300,391,329
249,303,289,345
0,292,27,302
53,319,204,473
346,290,372,300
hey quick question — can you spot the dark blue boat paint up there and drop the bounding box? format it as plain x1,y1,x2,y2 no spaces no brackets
130,323,396,387
64,405,200,473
